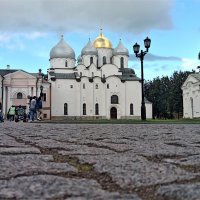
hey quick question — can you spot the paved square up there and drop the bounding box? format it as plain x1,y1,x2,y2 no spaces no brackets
1,121,200,200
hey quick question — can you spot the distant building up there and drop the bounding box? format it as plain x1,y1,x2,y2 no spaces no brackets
0,32,152,120
182,73,200,118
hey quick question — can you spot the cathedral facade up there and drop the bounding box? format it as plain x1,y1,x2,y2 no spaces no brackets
0,32,152,120
48,32,152,119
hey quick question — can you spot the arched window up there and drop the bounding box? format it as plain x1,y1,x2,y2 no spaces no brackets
103,56,106,65
95,103,99,115
110,57,112,64
17,92,23,99
64,103,68,115
120,57,124,68
65,60,68,67
96,84,98,89
90,57,93,64
107,84,109,89
83,83,85,89
111,95,119,104
130,103,133,115
83,103,86,115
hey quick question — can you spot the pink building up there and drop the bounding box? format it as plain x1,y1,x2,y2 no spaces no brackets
0,66,51,119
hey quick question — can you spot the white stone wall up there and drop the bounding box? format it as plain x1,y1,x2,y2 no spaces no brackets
97,48,113,67
113,55,128,68
50,58,75,69
82,55,97,67
182,75,200,118
146,103,153,119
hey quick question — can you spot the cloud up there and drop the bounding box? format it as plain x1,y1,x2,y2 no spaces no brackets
180,58,199,72
0,0,174,34
130,53,182,61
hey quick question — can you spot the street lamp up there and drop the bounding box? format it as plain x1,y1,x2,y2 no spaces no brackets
40,85,43,98
133,37,151,120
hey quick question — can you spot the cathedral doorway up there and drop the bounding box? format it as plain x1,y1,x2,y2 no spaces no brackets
110,107,117,119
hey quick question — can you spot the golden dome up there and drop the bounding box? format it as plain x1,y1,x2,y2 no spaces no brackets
93,32,112,49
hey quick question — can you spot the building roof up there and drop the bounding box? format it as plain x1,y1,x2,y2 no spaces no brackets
0,69,18,76
191,73,200,81
81,39,97,56
113,40,129,56
93,32,112,49
55,73,76,79
50,35,75,59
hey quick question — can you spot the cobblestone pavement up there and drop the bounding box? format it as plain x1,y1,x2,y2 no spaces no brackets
1,121,200,200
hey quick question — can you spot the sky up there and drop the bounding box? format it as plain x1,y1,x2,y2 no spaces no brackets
0,0,200,80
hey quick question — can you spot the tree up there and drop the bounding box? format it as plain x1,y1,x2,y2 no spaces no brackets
144,70,192,119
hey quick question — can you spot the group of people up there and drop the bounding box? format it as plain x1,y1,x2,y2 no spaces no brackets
29,96,43,122
0,96,43,123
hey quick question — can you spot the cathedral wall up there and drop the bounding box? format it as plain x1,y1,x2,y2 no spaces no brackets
124,81,141,118
82,55,97,67
50,58,75,69
97,48,113,67
113,55,128,68
51,79,79,117
101,64,121,77
182,81,200,118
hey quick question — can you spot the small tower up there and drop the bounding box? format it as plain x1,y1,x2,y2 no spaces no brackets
113,39,129,69
49,35,75,70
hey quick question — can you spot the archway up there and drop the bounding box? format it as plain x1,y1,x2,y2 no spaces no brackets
110,107,117,119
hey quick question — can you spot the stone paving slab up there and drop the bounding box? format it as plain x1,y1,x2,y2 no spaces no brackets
156,183,200,200
0,154,77,179
0,175,141,200
74,153,196,188
1,121,200,200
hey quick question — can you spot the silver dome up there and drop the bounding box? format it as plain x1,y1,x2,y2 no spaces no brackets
113,39,129,56
50,35,75,59
81,39,97,56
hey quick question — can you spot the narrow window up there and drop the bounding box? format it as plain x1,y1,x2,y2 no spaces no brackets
120,57,124,68
110,57,112,64
130,103,133,115
90,57,93,64
111,95,119,104
64,103,68,115
107,84,109,89
80,72,82,77
83,83,85,89
42,93,46,102
65,60,68,67
95,103,99,115
70,85,73,88
103,56,106,65
83,103,86,115
96,84,98,89
17,92,23,99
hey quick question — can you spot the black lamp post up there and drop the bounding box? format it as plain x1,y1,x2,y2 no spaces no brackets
40,85,43,98
133,37,151,120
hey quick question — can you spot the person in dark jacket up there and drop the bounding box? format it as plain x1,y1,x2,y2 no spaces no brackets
36,96,43,121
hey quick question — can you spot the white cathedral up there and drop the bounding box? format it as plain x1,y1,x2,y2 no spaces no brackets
0,32,152,120
48,32,152,120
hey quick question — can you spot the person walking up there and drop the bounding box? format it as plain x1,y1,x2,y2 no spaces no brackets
8,105,15,121
36,96,43,121
29,96,36,122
